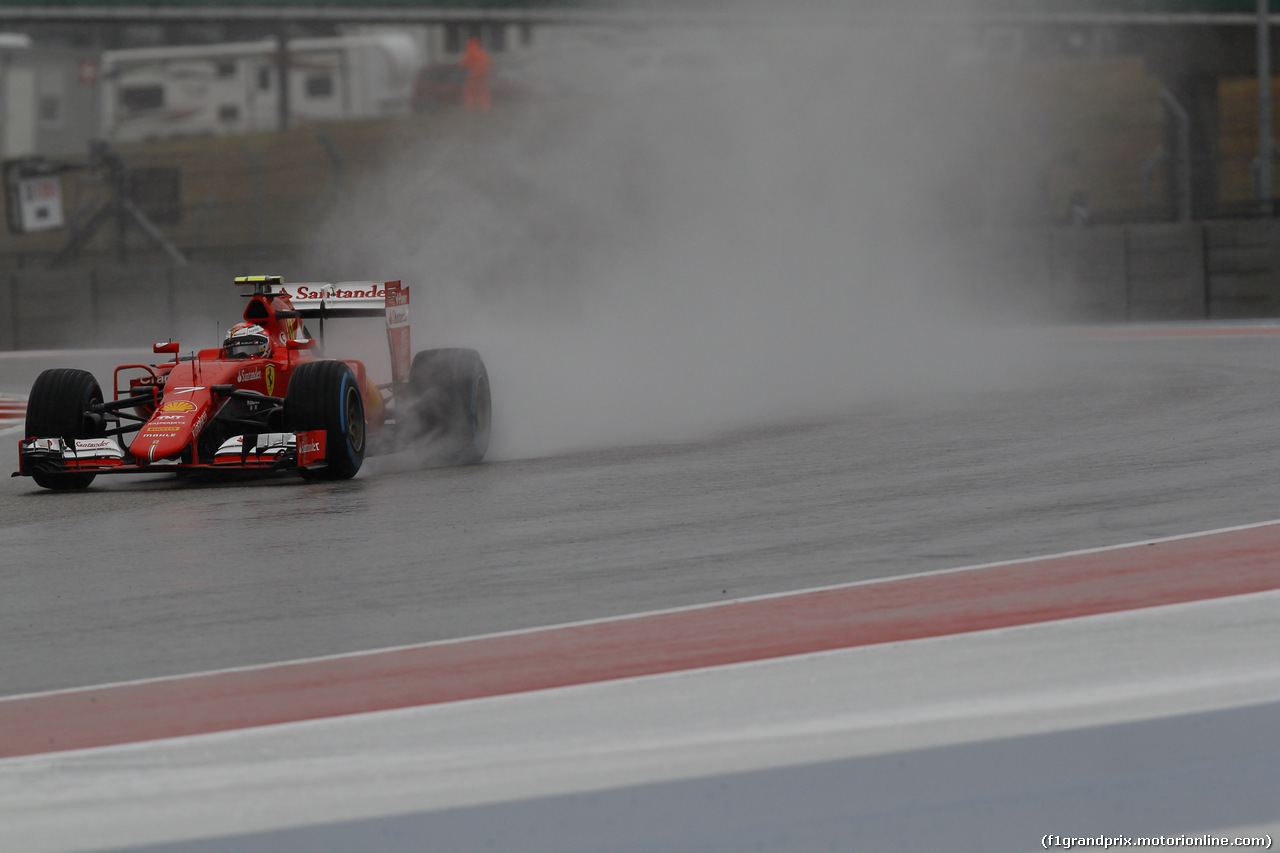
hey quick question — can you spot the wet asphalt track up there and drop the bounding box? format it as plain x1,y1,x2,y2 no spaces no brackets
4,333,1280,697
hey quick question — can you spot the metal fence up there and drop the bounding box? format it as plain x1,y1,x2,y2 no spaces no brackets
0,119,398,270
3,218,1280,355
0,260,320,351
964,217,1280,321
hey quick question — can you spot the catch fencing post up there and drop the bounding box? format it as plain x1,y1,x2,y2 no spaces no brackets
1259,0,1274,214
1160,87,1193,224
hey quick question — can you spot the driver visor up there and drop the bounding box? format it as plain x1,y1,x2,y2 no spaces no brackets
224,335,269,358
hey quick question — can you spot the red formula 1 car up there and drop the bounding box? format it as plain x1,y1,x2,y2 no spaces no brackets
14,275,491,490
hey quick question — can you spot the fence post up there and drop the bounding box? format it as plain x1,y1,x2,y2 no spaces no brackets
1122,225,1132,321
240,143,266,242
1046,228,1057,316
1258,0,1274,214
2,271,15,351
1160,87,1193,224
89,266,100,345
167,263,178,338
1201,223,1211,319
315,127,347,211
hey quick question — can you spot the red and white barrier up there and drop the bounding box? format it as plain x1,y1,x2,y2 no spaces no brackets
0,393,26,426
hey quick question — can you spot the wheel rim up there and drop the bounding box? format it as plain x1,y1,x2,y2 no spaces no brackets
344,385,365,453
82,391,104,439
472,371,491,440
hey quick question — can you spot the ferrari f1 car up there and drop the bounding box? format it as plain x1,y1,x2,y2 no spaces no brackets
14,275,491,489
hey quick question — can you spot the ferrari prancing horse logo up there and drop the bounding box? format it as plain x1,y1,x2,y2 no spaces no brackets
265,364,276,396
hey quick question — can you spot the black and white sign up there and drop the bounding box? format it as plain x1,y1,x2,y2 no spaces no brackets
17,174,63,231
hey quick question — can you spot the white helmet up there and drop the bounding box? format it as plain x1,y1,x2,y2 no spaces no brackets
223,322,272,359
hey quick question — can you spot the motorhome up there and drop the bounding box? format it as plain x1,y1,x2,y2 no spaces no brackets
0,35,101,158
99,33,420,142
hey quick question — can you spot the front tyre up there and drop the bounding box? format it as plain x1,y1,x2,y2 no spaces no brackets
408,348,491,465
25,368,105,490
284,360,365,480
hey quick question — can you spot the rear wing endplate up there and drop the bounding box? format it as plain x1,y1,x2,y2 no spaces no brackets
384,281,411,383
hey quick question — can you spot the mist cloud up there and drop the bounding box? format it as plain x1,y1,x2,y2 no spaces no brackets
310,18,1046,460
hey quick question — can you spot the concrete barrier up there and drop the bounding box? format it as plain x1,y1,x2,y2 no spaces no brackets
1048,227,1128,321
1125,224,1206,321
1204,220,1280,318
965,218,1280,322
12,269,96,350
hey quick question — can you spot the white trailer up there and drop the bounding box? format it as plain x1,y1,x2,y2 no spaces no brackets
100,33,420,143
0,36,101,159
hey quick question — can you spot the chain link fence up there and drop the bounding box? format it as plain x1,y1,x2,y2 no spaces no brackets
0,116,419,268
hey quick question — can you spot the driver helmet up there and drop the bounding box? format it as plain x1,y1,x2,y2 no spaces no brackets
223,322,272,359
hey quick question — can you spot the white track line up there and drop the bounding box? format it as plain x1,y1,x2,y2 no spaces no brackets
5,516,1280,704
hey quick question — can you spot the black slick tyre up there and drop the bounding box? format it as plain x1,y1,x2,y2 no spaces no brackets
284,360,366,480
408,347,491,465
25,368,106,490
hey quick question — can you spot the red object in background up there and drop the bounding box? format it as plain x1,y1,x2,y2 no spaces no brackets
459,37,491,112
79,58,98,85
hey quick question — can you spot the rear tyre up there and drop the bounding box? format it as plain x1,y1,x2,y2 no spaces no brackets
408,348,491,465
25,368,105,490
284,360,365,480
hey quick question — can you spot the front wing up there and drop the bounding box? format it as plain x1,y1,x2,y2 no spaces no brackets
15,431,328,478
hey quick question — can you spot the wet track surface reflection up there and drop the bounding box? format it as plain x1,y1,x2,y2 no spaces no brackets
6,335,1280,696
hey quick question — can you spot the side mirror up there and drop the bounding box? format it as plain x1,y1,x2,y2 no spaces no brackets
286,338,316,351
153,341,180,355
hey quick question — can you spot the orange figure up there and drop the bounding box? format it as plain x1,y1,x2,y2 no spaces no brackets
460,37,491,112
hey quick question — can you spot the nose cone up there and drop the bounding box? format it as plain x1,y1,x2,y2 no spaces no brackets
128,399,209,463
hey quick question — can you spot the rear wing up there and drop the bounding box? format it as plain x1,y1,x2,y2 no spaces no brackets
234,276,411,383
277,281,384,319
